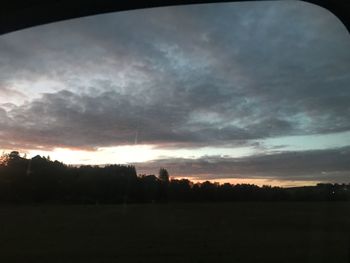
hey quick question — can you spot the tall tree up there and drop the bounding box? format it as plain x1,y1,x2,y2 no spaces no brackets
158,168,169,184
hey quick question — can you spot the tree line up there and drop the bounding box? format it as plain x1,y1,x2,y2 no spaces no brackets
0,151,349,204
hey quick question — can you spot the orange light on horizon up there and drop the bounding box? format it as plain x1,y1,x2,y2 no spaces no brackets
172,176,318,188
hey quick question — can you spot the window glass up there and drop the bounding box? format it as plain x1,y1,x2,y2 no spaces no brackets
0,1,349,186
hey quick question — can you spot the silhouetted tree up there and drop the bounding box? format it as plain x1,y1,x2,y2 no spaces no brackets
158,168,169,184
158,168,169,202
0,151,349,204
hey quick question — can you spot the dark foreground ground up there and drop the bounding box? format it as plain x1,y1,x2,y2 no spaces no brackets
0,202,349,263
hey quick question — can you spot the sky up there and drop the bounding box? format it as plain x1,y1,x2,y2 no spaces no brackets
0,1,349,186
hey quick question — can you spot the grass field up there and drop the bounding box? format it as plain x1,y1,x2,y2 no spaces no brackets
0,202,349,263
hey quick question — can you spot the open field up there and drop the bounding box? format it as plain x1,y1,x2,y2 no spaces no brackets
0,202,349,263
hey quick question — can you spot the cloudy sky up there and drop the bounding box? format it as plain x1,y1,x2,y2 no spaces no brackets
0,1,349,186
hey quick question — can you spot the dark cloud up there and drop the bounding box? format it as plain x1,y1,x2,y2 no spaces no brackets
0,88,259,149
0,2,349,150
135,147,350,183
